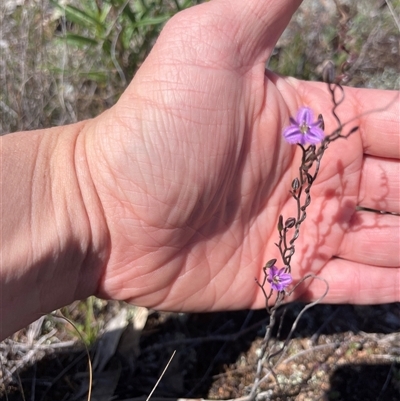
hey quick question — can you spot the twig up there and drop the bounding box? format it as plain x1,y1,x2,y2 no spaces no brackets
385,0,400,32
146,350,176,401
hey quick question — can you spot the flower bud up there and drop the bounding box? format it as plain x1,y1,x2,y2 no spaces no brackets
285,217,296,228
277,215,283,231
322,60,335,83
292,178,300,190
264,259,277,269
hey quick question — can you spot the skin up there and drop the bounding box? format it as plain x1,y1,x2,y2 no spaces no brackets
1,0,399,340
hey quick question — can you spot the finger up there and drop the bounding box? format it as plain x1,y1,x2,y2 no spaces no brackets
337,211,400,267
213,0,303,63
298,258,400,304
359,156,400,213
162,0,302,66
352,87,400,159
283,80,400,159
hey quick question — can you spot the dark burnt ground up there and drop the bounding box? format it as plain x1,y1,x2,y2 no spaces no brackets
2,303,399,400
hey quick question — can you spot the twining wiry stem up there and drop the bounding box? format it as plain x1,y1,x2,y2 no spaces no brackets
252,80,359,400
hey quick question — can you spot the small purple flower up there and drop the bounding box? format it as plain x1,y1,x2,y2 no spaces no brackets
267,266,293,292
283,107,325,145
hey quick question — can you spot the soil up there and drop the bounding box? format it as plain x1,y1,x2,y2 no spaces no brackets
2,303,399,401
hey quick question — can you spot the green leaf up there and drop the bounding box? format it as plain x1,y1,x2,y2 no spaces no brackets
133,0,148,14
80,0,102,15
49,66,109,84
62,33,99,48
50,0,104,32
132,15,170,28
120,3,137,23
181,0,196,9
121,25,135,50
99,3,113,24
84,71,109,83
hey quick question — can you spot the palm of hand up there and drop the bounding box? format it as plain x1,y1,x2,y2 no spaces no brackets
84,2,399,310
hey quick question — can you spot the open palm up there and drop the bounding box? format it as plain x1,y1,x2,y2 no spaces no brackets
82,0,399,311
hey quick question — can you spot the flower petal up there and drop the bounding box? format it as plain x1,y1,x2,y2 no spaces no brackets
267,266,293,291
267,266,279,282
306,125,325,144
271,282,282,291
283,107,325,145
283,126,303,144
297,107,314,125
279,273,293,286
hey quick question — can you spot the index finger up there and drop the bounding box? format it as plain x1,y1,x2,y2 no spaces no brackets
351,87,399,159
286,79,400,159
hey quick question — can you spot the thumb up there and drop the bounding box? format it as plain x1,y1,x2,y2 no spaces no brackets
215,0,303,63
159,0,303,67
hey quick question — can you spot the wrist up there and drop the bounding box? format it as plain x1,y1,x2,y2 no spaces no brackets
1,120,109,339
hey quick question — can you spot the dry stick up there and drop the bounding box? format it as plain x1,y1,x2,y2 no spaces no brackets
250,275,329,398
3,328,60,383
16,373,26,401
275,342,339,367
122,397,251,401
51,314,93,401
377,361,396,401
249,308,277,399
103,0,130,84
251,74,366,398
145,350,177,401
258,276,330,388
385,0,400,31
271,276,330,357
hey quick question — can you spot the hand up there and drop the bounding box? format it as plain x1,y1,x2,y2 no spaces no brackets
80,0,399,311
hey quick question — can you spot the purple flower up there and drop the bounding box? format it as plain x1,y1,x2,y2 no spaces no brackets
283,107,325,145
267,266,293,292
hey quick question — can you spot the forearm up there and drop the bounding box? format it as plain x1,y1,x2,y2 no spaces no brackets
0,121,108,339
